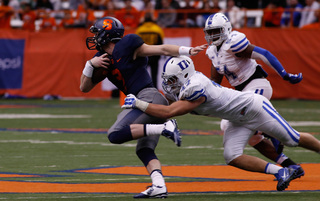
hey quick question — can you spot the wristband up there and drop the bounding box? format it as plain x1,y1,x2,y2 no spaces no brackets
82,61,94,78
88,60,96,68
179,46,192,56
135,99,149,112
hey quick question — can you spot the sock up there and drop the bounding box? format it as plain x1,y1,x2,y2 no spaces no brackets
280,158,297,167
275,153,288,164
150,169,165,187
264,163,282,174
145,124,165,136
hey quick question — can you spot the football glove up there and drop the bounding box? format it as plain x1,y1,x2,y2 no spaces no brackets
283,73,302,84
121,94,149,112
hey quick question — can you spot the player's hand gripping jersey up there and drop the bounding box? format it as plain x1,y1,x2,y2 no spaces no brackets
206,31,258,87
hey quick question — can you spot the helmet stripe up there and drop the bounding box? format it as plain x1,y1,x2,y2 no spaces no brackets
207,14,216,26
163,56,174,73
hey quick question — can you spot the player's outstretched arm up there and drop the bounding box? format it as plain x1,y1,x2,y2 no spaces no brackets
134,43,207,58
122,94,204,119
251,46,302,84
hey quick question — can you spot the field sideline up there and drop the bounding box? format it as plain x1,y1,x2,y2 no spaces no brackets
0,98,320,200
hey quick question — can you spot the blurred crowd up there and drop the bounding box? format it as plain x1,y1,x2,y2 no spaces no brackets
0,0,319,31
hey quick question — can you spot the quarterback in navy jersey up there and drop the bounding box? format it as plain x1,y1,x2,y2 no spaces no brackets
92,34,153,95
80,16,206,198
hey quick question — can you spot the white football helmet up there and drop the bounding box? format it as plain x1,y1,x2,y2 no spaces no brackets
162,56,195,94
204,13,232,46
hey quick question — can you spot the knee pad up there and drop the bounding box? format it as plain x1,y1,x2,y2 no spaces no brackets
108,126,132,144
248,132,264,146
220,119,228,131
223,146,242,165
136,148,158,167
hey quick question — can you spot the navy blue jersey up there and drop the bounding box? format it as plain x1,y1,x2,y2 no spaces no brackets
93,34,154,95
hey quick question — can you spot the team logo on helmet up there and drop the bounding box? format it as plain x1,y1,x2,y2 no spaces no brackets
103,19,113,30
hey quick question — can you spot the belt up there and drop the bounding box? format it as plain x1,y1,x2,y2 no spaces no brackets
235,65,268,91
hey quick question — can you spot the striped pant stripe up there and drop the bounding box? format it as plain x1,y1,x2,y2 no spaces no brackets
262,101,300,143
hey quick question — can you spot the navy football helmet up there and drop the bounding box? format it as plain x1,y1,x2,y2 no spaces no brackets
86,16,124,51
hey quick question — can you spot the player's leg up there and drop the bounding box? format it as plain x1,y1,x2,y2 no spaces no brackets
132,88,172,198
244,79,302,173
108,88,180,146
223,122,298,191
249,133,303,176
257,102,320,152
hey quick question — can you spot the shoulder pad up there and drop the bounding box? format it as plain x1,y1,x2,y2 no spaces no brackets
179,77,206,101
228,31,249,53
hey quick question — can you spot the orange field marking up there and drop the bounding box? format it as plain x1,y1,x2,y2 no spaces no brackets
0,173,42,178
0,164,319,194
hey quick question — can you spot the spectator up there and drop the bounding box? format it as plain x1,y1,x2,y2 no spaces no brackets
115,0,141,29
139,0,158,24
299,0,320,27
0,0,14,29
69,0,85,10
196,0,219,27
280,0,303,27
102,0,117,17
156,0,178,28
177,0,197,27
21,3,37,31
263,0,285,27
221,0,244,29
58,9,75,29
136,14,164,88
35,0,54,10
301,6,320,28
39,10,57,30
74,3,95,28
155,0,180,9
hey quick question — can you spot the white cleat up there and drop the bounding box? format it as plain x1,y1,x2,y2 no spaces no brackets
161,119,181,147
133,185,168,199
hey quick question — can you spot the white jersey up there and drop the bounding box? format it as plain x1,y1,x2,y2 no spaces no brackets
206,30,258,87
177,71,259,122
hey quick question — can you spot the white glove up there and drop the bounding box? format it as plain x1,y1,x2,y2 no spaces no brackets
121,94,149,112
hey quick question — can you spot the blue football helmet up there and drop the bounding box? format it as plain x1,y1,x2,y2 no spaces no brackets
86,16,124,51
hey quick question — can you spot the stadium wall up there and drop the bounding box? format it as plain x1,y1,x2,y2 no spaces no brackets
0,28,319,100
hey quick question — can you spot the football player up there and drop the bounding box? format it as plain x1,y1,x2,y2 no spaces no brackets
80,16,206,198
122,56,320,191
203,13,304,177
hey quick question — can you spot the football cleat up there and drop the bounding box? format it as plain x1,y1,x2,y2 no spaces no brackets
274,167,299,191
133,185,168,199
288,164,305,180
161,119,181,147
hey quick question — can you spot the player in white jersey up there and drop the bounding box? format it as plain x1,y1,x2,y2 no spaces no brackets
122,56,320,191
204,13,304,176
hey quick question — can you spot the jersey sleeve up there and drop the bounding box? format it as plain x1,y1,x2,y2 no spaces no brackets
179,79,206,101
229,32,249,54
120,34,144,54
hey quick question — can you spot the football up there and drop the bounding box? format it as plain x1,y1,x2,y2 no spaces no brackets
91,67,108,84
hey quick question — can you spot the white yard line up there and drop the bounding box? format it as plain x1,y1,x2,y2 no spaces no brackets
0,140,136,147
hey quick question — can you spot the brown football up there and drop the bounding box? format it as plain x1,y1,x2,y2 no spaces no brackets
91,67,108,84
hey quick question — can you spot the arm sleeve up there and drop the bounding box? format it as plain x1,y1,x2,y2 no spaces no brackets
251,46,287,77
